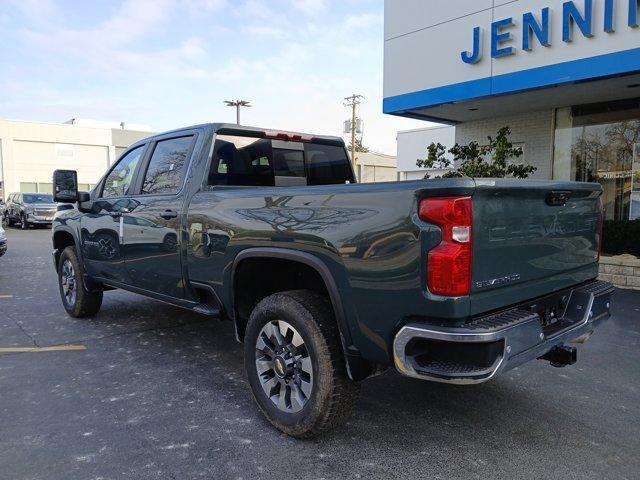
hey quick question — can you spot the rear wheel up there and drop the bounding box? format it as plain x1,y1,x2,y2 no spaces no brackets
244,290,359,438
2,213,10,227
58,246,103,317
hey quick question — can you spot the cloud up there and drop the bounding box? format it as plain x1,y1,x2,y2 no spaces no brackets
290,0,327,15
2,0,426,154
240,25,288,38
5,0,59,27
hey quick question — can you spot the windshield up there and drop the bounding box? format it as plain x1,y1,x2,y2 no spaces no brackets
23,194,54,204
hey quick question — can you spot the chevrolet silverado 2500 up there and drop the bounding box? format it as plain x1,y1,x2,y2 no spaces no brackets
51,123,613,438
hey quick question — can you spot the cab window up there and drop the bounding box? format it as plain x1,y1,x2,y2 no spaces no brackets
205,134,354,188
207,135,274,187
140,136,194,195
304,144,354,185
102,146,145,198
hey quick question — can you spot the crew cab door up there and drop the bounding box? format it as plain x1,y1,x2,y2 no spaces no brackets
80,144,147,283
122,132,197,299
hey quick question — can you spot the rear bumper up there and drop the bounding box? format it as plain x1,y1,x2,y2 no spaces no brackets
393,280,614,384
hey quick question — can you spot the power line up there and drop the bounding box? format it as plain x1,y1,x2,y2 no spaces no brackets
343,94,364,176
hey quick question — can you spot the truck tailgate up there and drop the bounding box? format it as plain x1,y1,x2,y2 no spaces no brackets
471,179,602,313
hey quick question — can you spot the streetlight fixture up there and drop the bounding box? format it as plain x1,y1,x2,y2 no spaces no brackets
224,100,252,125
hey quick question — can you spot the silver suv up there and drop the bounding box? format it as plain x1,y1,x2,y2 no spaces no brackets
3,192,57,229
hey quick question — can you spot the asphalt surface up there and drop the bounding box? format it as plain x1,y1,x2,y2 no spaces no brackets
0,227,639,480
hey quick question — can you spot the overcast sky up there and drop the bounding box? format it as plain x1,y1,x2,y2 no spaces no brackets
0,0,430,154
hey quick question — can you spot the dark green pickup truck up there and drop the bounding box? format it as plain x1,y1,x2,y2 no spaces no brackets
51,123,613,437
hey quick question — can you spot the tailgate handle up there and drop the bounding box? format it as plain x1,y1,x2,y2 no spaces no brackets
546,190,572,206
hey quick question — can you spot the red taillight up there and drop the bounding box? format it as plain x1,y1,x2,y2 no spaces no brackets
419,196,473,297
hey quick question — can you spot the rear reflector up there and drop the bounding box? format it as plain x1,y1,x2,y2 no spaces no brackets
419,197,473,297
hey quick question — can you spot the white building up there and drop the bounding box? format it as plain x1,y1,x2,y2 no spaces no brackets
0,119,153,199
385,0,640,221
396,125,455,180
355,151,398,183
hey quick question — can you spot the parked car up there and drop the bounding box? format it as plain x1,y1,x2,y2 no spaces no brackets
0,225,6,257
0,198,5,217
3,192,57,229
51,123,613,438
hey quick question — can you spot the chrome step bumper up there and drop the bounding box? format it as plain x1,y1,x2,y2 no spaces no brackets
393,280,614,384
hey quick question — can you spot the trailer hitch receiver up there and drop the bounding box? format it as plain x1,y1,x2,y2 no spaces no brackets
539,345,577,368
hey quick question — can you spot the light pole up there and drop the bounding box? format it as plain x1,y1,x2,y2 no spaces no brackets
224,100,252,125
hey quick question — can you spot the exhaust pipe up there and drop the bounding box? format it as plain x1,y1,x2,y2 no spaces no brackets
539,345,577,368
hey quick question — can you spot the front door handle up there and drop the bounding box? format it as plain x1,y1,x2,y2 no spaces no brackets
160,209,178,219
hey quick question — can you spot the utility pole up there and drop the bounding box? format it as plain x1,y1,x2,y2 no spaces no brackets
344,94,364,175
224,100,252,125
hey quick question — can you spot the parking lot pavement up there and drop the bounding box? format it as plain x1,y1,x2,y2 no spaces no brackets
0,228,639,480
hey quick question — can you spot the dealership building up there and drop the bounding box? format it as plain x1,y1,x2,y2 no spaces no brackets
386,0,640,221
0,118,152,200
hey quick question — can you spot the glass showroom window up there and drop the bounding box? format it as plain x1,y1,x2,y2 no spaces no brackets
554,99,640,221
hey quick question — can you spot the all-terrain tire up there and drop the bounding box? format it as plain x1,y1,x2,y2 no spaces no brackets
244,290,359,438
58,246,103,317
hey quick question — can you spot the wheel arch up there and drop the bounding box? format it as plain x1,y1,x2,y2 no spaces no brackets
230,248,372,381
53,227,80,267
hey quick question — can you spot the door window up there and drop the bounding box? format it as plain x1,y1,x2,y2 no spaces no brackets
102,145,145,198
141,136,194,195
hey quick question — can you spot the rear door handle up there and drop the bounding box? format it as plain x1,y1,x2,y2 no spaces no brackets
160,209,178,219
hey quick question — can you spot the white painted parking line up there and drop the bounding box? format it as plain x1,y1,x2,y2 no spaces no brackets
0,345,86,354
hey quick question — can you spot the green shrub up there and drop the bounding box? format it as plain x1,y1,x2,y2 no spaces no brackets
416,126,536,179
602,220,640,257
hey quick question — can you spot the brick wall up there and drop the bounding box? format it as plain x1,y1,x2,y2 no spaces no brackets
454,109,555,180
599,255,640,290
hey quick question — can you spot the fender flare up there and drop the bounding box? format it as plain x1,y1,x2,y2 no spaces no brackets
52,225,83,266
230,247,372,381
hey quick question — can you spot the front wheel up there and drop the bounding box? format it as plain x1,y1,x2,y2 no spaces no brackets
244,290,359,438
58,246,103,317
2,213,10,227
20,214,28,230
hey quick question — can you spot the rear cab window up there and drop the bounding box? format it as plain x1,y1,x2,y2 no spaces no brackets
205,132,353,188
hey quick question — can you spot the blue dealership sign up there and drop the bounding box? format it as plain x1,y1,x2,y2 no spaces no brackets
461,0,639,64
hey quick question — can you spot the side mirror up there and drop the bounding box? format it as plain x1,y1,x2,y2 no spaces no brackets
53,170,78,203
